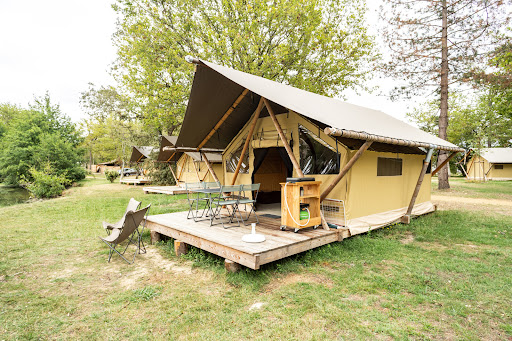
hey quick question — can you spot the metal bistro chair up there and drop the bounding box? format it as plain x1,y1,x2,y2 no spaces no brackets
203,181,221,199
239,183,260,225
185,182,209,221
211,185,243,228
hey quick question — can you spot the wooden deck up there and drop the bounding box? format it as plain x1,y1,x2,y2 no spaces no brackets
120,178,151,185
145,211,350,270
143,186,188,195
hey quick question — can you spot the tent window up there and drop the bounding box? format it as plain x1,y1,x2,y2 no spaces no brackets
494,164,504,169
226,142,249,173
377,157,402,176
299,124,339,175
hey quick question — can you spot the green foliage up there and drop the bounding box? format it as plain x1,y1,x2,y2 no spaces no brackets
105,170,119,183
112,0,377,134
0,94,85,186
145,159,175,186
408,93,512,150
21,165,71,199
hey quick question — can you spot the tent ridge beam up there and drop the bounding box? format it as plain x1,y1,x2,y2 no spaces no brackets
320,140,373,202
196,88,250,151
325,127,464,153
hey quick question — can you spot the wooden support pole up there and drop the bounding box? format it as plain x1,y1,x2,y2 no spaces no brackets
320,141,373,202
225,259,241,273
150,230,161,244
431,151,457,176
168,162,178,184
197,88,249,150
177,154,187,181
401,148,435,224
136,154,144,163
166,151,176,162
192,159,201,181
201,168,210,181
174,240,189,257
263,98,304,177
231,98,264,185
201,153,220,183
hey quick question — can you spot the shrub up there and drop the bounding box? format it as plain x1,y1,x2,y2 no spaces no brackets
105,170,119,183
146,160,175,186
21,166,71,198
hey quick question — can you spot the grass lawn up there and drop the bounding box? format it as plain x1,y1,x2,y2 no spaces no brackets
1,178,511,339
432,176,512,200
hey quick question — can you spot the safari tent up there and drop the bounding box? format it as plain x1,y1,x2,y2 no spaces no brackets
466,148,512,181
129,146,156,163
174,58,464,234
156,135,224,185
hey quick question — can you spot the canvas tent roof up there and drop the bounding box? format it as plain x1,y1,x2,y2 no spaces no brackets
176,58,463,153
184,151,222,163
479,148,512,164
130,146,156,163
157,135,181,162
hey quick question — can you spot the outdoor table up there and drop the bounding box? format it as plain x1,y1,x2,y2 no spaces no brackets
188,187,221,225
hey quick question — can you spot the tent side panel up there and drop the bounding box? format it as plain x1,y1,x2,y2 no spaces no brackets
488,163,512,180
345,151,430,220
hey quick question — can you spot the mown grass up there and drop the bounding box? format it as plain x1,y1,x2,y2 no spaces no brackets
0,177,511,339
432,176,512,199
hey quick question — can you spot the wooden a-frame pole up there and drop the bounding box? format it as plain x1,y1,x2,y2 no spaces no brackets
264,97,331,230
168,162,178,184
401,148,435,224
197,88,249,151
231,97,264,185
263,98,303,177
166,151,176,163
177,154,188,180
192,159,201,181
201,168,210,181
201,152,220,183
431,151,457,176
320,140,373,202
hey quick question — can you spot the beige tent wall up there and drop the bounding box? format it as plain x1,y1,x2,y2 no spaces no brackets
223,111,350,202
488,163,512,180
345,151,430,221
176,154,224,184
466,156,490,181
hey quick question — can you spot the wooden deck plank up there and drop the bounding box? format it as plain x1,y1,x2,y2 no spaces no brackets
144,210,342,270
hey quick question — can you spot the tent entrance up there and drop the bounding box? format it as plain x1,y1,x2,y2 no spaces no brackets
252,147,293,204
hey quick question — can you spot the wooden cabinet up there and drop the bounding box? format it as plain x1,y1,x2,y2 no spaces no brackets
280,181,322,232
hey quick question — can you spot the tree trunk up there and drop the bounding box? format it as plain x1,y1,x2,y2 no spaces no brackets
438,0,450,190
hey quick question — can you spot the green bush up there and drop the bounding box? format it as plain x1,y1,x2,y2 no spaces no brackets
146,160,175,186
21,166,71,198
105,170,119,183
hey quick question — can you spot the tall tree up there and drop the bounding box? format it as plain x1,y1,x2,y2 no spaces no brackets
112,0,377,135
380,0,509,189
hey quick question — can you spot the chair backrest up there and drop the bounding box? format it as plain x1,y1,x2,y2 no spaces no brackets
115,205,150,243
242,183,260,192
204,181,221,188
185,182,204,190
126,198,141,214
220,185,241,193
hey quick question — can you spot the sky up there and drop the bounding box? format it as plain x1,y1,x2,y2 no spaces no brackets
0,0,417,124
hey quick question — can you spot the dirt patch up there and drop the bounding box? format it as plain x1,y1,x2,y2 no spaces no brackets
264,272,334,292
400,232,415,244
432,195,512,216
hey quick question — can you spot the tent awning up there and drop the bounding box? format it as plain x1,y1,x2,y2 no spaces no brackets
176,58,464,153
130,146,156,163
156,136,181,162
